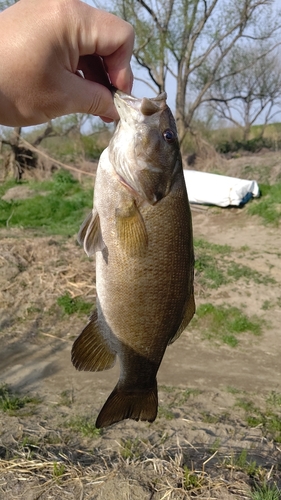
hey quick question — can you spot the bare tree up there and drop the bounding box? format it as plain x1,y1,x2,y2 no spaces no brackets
101,0,281,143
205,44,281,141
0,115,89,180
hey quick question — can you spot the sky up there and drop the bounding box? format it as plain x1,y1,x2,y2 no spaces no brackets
85,0,281,123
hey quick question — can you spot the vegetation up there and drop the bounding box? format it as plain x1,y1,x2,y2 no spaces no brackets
104,0,281,143
247,182,281,226
65,416,101,438
0,384,40,415
251,482,281,500
0,169,93,236
194,238,275,290
194,303,262,347
57,292,92,316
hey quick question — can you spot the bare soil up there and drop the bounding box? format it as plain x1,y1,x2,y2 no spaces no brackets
0,152,281,499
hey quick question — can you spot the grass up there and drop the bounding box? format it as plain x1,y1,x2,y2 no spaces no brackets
194,238,231,289
57,292,92,315
227,262,276,285
194,303,262,347
158,387,202,420
58,389,73,407
0,169,93,236
235,395,281,443
0,384,41,415
250,482,281,500
194,238,275,290
183,465,203,490
120,438,142,460
65,416,101,438
248,182,281,226
231,449,259,476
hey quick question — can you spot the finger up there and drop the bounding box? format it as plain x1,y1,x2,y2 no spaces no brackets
78,54,113,90
76,6,134,94
62,72,119,120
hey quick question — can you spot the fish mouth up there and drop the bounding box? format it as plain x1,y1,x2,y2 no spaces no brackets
113,90,167,116
113,90,142,112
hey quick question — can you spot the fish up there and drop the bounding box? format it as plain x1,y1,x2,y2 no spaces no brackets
71,90,195,428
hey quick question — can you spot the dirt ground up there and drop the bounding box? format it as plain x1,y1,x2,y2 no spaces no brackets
0,153,281,499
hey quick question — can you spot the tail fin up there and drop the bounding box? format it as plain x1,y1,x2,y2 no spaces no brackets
96,382,158,428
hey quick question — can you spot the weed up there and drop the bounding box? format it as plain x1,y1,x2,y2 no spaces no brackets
53,462,66,479
159,385,175,394
235,398,259,413
201,412,219,424
59,389,73,407
226,386,241,395
182,466,202,490
0,170,93,236
177,388,201,405
65,416,101,438
194,238,232,256
227,262,276,285
194,303,262,347
262,300,273,311
251,481,281,500
0,384,40,415
57,292,92,315
194,240,228,289
236,396,281,443
120,438,141,460
224,450,260,477
248,183,281,226
158,405,175,420
19,435,40,459
267,392,281,407
209,438,221,454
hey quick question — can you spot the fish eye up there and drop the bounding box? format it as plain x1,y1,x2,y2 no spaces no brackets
163,129,176,143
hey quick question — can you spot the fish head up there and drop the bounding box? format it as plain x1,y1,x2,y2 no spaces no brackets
108,91,181,205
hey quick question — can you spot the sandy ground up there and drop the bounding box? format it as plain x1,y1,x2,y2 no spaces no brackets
0,162,281,498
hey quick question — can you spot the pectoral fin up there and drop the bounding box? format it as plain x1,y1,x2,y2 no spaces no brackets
169,294,196,345
78,209,105,257
71,310,116,371
115,200,148,257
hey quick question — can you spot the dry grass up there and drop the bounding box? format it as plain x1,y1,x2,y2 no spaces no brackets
0,437,258,500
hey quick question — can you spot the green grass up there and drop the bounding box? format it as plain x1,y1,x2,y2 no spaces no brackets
194,238,231,289
248,183,281,226
57,292,92,315
120,438,142,460
194,303,262,347
183,466,203,490
224,449,260,476
227,262,276,285
251,482,281,500
235,395,281,443
0,384,41,415
158,405,175,420
0,169,93,236
65,416,101,438
194,238,274,290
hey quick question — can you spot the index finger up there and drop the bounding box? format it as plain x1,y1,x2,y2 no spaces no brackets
76,6,134,93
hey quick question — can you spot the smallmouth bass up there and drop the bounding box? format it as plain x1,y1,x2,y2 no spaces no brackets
71,91,195,428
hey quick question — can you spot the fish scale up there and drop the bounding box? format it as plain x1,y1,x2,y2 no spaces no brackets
72,91,195,428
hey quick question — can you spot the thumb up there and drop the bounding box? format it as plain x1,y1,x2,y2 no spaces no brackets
60,72,119,121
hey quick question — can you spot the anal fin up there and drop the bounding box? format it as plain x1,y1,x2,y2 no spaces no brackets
169,294,196,345
71,310,116,372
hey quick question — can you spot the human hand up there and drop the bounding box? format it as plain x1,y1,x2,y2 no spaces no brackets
0,0,134,126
